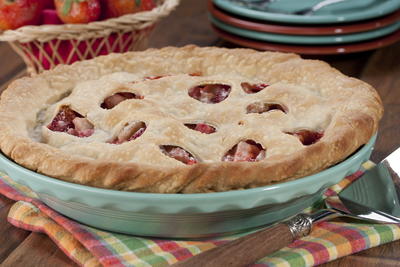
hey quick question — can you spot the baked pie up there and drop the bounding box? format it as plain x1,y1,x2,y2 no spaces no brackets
0,46,383,193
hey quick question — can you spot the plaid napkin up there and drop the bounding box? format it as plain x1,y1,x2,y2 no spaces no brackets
1,162,400,267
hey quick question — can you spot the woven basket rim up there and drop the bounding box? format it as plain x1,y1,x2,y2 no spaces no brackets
0,0,179,42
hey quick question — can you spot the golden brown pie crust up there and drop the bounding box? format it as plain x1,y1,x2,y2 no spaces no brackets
0,46,383,193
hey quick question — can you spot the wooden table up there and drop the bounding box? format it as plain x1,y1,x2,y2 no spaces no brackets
1,1,400,266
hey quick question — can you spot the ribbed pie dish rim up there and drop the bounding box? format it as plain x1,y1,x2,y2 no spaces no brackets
0,135,375,237
0,135,376,214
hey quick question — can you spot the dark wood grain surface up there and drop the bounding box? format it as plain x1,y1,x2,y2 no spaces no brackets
1,0,400,266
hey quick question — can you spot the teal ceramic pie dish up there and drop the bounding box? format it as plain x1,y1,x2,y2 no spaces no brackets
0,135,376,238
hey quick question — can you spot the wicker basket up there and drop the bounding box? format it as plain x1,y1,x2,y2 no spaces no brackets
0,0,179,75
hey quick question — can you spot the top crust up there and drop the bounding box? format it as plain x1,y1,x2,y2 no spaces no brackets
0,46,383,193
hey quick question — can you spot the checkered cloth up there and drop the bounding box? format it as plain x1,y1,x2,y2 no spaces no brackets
1,162,400,267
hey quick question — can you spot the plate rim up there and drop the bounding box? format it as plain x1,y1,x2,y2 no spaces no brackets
210,15,400,45
212,25,400,55
213,0,400,24
209,1,400,35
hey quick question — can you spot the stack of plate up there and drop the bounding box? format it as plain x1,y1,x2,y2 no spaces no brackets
208,0,400,54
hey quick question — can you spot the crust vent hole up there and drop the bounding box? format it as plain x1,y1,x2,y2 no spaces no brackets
285,130,324,146
47,106,94,138
160,145,198,165
101,92,143,109
184,123,216,134
246,102,287,114
188,83,231,104
241,82,269,94
222,140,266,162
108,121,146,144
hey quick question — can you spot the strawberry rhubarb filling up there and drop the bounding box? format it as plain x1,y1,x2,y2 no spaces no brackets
241,82,269,94
188,83,231,103
160,145,198,165
108,121,146,144
246,102,287,114
101,92,143,109
286,130,323,145
47,106,94,137
223,140,266,162
143,73,201,81
184,123,216,134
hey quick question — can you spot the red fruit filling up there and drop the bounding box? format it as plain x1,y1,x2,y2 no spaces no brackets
246,102,287,114
143,73,202,80
108,121,146,144
144,75,167,80
160,145,197,165
189,72,202,76
184,123,216,134
241,82,269,94
47,106,94,137
223,140,266,162
101,92,143,109
286,130,324,146
188,84,231,104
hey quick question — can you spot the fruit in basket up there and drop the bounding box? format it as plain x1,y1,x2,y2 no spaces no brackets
0,0,44,30
54,0,101,24
42,9,63,25
102,0,156,18
140,0,156,11
43,0,54,8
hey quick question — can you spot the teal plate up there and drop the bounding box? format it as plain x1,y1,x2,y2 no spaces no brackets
213,0,400,24
210,15,400,45
0,135,376,238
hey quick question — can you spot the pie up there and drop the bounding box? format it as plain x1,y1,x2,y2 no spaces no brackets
0,46,383,193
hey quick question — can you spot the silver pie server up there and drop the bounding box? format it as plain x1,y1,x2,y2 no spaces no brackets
173,147,400,267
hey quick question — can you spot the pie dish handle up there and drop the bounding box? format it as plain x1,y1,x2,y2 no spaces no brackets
173,214,314,266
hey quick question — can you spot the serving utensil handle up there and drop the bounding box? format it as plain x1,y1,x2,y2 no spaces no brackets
173,214,313,267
